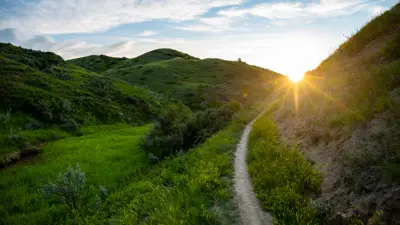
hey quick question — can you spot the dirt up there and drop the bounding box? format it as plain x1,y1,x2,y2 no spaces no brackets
271,87,400,224
234,114,273,225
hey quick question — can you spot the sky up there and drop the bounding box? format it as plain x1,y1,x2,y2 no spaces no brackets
0,0,398,76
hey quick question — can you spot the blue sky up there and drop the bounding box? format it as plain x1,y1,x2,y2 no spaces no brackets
0,0,398,76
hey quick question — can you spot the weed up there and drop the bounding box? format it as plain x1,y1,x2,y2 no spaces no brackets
248,114,323,225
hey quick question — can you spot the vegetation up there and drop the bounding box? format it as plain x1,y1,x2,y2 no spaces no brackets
141,102,241,159
0,43,167,160
41,163,108,217
0,124,151,224
248,112,322,225
67,54,127,73
100,54,281,109
0,41,281,224
274,3,400,224
0,103,265,224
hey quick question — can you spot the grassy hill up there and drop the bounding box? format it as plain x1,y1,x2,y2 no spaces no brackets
70,48,282,110
255,3,400,224
103,55,281,109
0,43,171,166
67,54,128,73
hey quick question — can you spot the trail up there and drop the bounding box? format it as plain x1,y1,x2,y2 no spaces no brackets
234,114,273,225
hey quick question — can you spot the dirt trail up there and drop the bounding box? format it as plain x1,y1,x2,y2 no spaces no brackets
234,114,273,225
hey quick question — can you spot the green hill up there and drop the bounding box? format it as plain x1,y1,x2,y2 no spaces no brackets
70,48,282,110
103,56,281,109
67,54,127,73
0,43,170,164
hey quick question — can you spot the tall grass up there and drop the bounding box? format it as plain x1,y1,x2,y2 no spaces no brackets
248,114,323,225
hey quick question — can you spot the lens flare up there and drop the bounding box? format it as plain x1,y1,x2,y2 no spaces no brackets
288,73,304,82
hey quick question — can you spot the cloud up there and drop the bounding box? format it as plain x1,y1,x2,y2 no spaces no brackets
0,0,244,34
174,16,235,32
137,30,158,37
0,28,18,43
23,35,55,50
219,0,373,20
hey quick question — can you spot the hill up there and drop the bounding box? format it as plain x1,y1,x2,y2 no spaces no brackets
70,48,282,110
67,54,127,73
103,55,281,109
0,43,171,166
68,48,197,73
254,3,400,224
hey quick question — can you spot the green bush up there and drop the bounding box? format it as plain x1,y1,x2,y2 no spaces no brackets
41,163,108,218
141,102,241,159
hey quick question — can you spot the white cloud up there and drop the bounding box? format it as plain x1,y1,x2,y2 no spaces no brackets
0,0,244,34
174,16,236,32
219,0,372,20
137,30,158,37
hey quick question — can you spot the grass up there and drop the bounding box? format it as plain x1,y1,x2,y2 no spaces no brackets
0,103,266,224
248,113,322,225
0,124,151,224
103,56,282,109
67,54,128,73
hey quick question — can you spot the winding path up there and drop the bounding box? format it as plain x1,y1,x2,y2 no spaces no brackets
234,116,273,225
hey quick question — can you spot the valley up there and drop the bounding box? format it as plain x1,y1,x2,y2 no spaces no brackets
1,2,400,225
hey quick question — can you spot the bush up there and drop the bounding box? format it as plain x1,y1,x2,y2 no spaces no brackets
41,163,108,217
141,102,241,159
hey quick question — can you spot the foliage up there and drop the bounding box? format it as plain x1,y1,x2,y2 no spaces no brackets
67,54,127,73
0,124,150,224
141,102,241,159
248,113,322,225
383,31,400,60
0,104,264,224
343,119,400,190
41,163,108,216
102,55,282,109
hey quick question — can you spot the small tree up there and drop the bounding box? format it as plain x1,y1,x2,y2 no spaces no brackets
41,163,107,216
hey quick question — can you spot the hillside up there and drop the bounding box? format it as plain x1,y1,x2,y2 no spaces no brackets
67,54,128,73
254,3,400,224
0,43,170,166
103,56,281,109
70,48,281,110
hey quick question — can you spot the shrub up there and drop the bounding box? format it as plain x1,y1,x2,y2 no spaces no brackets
141,102,241,159
41,163,108,216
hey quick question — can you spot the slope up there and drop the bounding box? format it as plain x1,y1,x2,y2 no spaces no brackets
259,3,400,224
67,54,128,73
103,56,282,109
0,43,169,165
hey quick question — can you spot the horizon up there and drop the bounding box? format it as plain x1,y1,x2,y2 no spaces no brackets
0,0,398,77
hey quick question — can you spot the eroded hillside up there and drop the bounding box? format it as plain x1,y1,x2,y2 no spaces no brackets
269,3,400,224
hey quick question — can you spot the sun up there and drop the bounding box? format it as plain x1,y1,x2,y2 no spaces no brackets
288,73,304,82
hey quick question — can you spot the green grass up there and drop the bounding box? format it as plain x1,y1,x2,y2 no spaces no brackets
103,57,282,109
0,124,151,224
67,54,128,73
0,103,266,224
248,113,322,225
